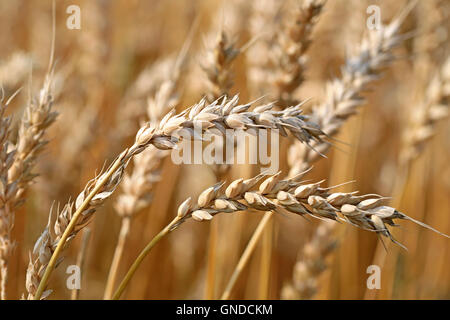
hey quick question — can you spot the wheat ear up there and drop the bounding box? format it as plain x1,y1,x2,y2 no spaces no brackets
0,95,15,300
0,70,57,300
272,0,325,107
103,40,190,299
114,167,429,299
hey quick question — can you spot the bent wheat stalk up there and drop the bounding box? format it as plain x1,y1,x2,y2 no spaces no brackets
28,95,324,299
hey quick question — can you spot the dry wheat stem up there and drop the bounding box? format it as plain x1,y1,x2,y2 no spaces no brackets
71,228,91,300
103,43,188,299
221,211,274,300
28,95,323,299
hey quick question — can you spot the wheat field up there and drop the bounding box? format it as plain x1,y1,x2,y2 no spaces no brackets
0,0,449,300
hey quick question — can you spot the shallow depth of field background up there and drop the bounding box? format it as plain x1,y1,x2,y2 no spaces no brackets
1,0,449,299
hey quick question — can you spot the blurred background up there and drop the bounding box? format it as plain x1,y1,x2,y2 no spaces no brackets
1,0,449,299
